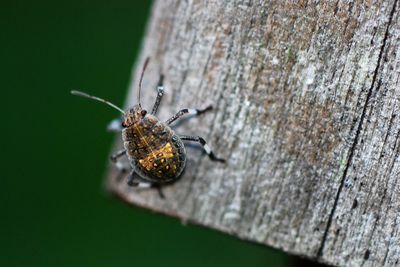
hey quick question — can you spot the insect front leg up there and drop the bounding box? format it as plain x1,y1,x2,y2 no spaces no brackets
179,135,225,163
151,75,165,115
166,105,213,125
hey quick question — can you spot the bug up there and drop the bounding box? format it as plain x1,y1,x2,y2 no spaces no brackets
71,58,225,196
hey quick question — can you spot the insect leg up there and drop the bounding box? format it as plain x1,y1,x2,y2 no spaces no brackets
153,184,165,199
166,105,212,125
110,149,129,181
127,171,155,189
110,149,126,163
127,170,141,186
126,171,165,198
179,135,225,162
151,75,165,115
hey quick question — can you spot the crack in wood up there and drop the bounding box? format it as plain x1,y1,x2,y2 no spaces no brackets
316,0,399,260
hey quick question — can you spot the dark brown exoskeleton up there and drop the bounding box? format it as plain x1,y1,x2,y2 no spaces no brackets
71,58,225,197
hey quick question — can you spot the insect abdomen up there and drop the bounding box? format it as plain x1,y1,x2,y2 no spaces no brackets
122,116,186,183
135,140,185,182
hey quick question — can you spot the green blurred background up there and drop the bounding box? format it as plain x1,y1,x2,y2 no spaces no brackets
1,1,318,266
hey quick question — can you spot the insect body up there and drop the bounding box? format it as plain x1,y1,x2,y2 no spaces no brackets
121,106,186,183
71,58,225,194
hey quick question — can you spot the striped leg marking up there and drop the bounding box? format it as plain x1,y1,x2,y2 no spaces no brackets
179,135,225,163
151,75,165,115
166,105,212,125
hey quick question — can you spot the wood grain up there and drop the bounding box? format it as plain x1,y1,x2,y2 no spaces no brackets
107,1,400,266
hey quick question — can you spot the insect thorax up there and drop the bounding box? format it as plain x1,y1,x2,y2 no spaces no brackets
122,115,186,183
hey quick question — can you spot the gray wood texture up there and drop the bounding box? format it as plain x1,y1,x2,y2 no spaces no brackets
107,1,400,266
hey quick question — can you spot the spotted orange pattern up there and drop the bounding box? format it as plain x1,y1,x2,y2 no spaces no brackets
138,142,174,171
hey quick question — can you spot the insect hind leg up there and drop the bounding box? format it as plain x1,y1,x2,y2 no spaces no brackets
179,135,225,163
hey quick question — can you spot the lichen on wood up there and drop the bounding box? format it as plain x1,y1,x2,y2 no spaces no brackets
107,1,400,266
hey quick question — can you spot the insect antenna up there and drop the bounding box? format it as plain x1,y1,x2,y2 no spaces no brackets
138,57,150,108
71,90,125,114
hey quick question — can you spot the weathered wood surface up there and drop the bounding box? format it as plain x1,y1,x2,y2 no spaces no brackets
107,1,400,266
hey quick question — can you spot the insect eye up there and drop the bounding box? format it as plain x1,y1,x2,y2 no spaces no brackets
141,110,147,116
121,121,127,128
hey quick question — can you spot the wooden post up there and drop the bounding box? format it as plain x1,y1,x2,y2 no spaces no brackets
107,1,400,266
